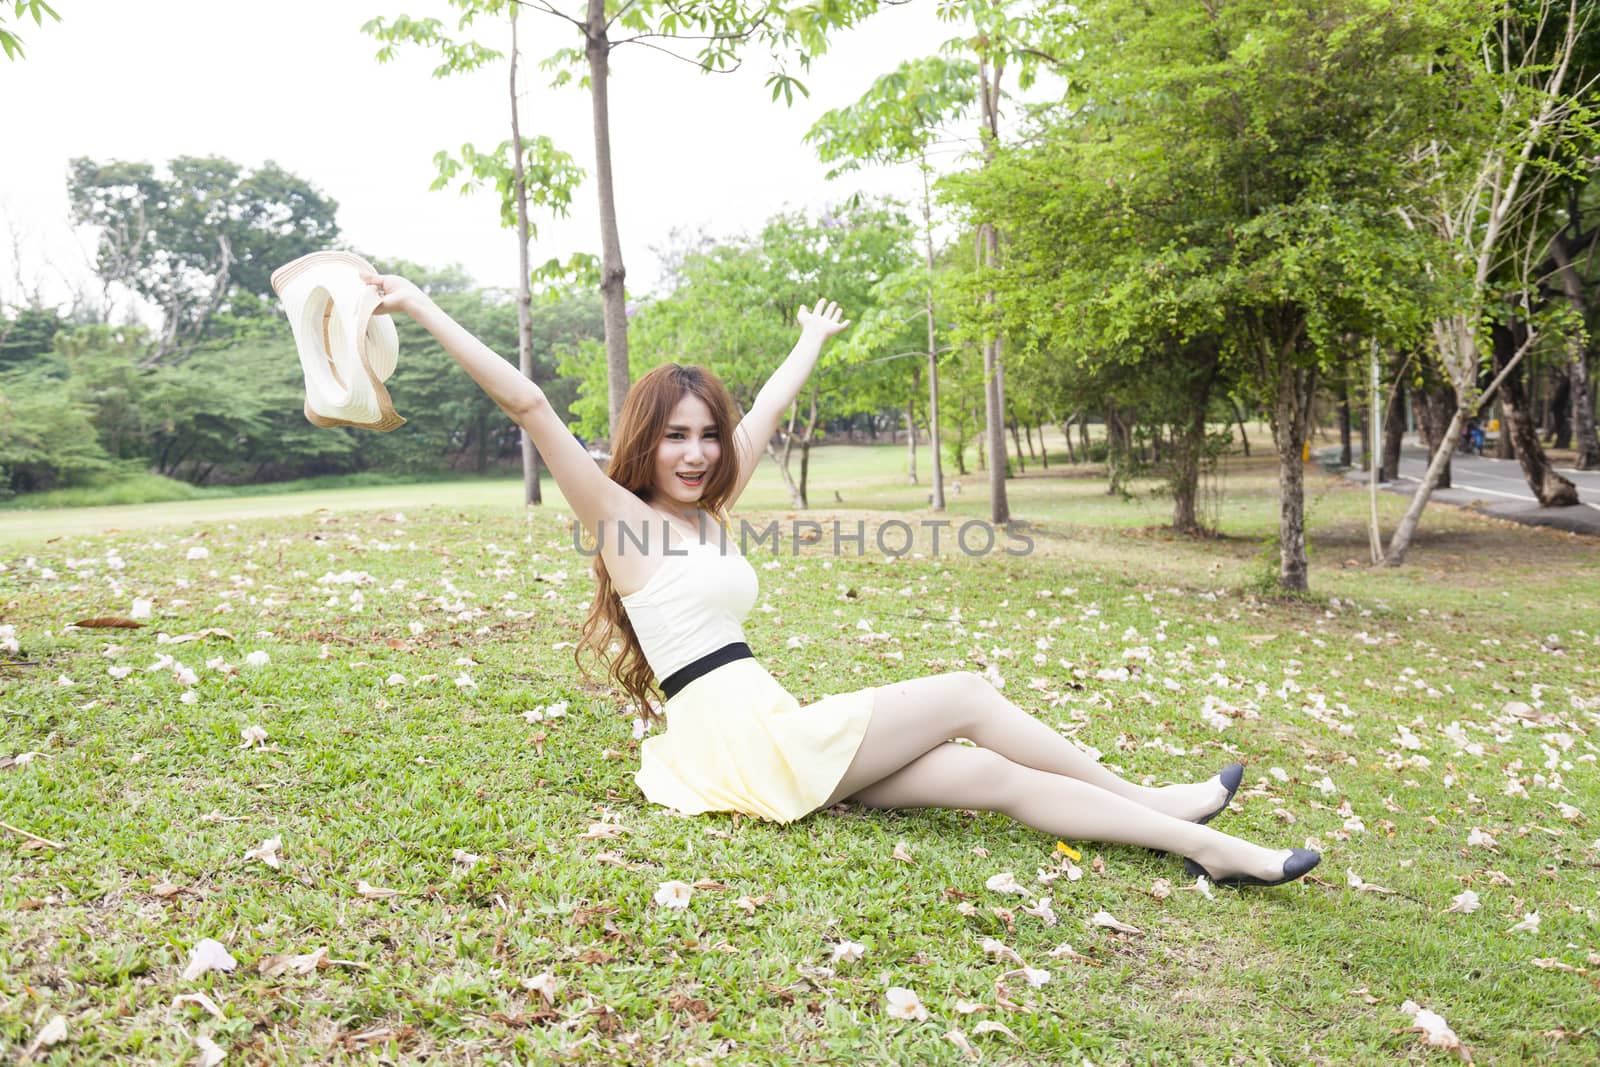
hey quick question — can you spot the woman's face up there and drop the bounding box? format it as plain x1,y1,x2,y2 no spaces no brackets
652,392,722,513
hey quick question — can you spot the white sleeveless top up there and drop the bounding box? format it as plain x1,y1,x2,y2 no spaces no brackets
618,534,760,682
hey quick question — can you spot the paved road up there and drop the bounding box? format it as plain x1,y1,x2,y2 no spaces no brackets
1339,441,1600,537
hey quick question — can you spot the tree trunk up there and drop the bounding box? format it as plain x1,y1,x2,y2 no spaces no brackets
585,0,630,433
1269,362,1316,591
1036,419,1048,469
1576,347,1600,469
1412,383,1455,489
797,387,819,510
919,157,946,512
1548,239,1600,467
1104,403,1122,494
767,437,803,508
510,7,542,505
977,57,1009,525
1493,322,1580,506
1381,374,1406,482
1551,372,1572,450
1495,400,1515,458
1386,318,1546,564
1061,415,1076,464
1230,397,1251,457
1079,417,1090,461
1172,360,1219,535
1008,413,1025,473
906,365,919,485
1337,383,1352,467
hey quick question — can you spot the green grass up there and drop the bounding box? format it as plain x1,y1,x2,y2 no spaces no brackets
0,468,519,513
2,441,1598,1063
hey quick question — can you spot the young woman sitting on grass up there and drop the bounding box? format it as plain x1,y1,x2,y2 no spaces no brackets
364,271,1320,888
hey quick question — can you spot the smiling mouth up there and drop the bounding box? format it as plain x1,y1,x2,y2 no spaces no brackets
676,471,706,487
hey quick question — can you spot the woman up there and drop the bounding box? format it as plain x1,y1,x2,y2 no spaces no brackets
365,271,1319,888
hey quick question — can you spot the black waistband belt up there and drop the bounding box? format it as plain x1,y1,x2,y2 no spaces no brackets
659,641,754,701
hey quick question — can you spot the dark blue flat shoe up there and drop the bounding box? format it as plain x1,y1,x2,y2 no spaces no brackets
1184,847,1322,888
1196,762,1245,826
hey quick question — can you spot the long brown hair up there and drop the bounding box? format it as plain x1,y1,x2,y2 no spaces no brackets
576,363,742,720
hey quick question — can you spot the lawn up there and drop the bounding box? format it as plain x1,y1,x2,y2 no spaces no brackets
3,443,1598,1064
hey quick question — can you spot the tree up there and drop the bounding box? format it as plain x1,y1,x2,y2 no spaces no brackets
623,203,918,506
398,0,880,434
1,0,58,60
66,157,340,363
365,0,586,506
808,55,978,511
1384,0,1600,563
1036,0,1455,590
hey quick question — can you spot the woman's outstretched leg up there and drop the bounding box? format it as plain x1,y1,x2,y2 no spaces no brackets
852,743,1310,884
826,672,1233,821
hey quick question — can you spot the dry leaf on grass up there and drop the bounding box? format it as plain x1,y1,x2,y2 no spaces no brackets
1505,911,1541,934
654,881,693,910
1047,942,1098,965
1346,869,1396,894
830,940,866,964
172,992,225,1019
981,937,1025,965
984,871,1027,896
257,946,367,977
885,986,930,1021
521,972,559,1005
23,1015,67,1057
356,880,401,899
734,894,769,915
972,1019,1020,1038
194,1031,226,1067
1400,1000,1472,1062
1091,910,1143,935
892,841,915,864
944,1029,980,1060
1021,896,1057,926
238,726,268,749
243,837,282,869
1444,890,1480,914
71,616,144,629
181,938,238,981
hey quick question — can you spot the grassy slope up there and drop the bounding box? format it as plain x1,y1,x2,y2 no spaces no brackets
2,442,1598,1064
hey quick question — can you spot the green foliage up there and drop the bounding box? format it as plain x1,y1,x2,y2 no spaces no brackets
0,0,58,60
0,306,63,364
0,364,115,496
806,55,978,177
628,202,920,422
66,156,339,359
432,136,584,232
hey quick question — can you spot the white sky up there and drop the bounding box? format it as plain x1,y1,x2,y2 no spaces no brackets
0,0,977,319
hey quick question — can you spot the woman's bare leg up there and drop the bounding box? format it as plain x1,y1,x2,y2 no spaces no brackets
826,671,1232,819
853,743,1300,883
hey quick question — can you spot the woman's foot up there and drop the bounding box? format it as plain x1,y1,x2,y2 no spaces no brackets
1152,763,1244,822
1183,847,1321,888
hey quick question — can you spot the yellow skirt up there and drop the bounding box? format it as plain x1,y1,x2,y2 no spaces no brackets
634,658,877,823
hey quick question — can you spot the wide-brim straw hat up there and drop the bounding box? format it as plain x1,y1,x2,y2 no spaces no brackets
270,251,405,432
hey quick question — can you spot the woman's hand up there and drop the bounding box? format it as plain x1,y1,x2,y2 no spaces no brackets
359,272,427,318
797,298,850,342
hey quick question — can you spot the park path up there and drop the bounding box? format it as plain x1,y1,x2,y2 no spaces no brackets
1341,441,1600,537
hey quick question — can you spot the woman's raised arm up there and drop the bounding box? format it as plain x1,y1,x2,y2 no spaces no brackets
728,299,850,505
365,272,642,537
